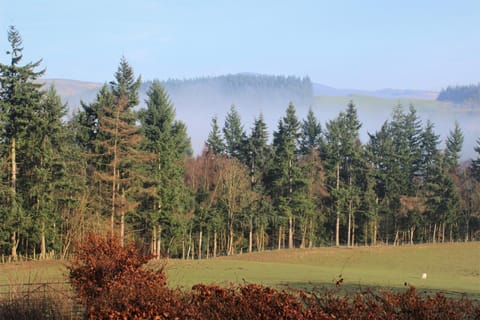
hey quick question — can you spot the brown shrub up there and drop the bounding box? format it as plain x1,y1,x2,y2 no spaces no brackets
68,233,480,319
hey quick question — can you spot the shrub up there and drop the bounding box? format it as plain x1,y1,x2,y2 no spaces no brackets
69,233,480,319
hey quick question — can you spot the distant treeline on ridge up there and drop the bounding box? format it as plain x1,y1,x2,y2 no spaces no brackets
437,83,480,106
142,73,314,107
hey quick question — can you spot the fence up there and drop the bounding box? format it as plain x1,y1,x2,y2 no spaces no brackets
0,282,84,319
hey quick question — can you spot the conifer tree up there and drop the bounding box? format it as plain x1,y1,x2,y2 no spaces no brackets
92,58,151,246
206,116,224,154
267,103,301,249
0,26,45,258
299,107,322,155
138,80,191,256
444,121,464,172
223,105,246,160
471,138,480,182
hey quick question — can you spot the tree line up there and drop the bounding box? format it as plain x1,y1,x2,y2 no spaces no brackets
437,83,480,106
1,26,480,260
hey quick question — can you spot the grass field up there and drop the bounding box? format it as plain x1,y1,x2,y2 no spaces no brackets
159,243,480,298
1,243,479,298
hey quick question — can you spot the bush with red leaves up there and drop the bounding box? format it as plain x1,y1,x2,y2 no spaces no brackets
69,234,480,320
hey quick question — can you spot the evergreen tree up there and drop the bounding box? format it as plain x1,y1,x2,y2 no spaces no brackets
223,105,246,159
420,120,440,180
0,26,45,258
444,121,464,172
471,138,480,182
246,114,271,184
138,79,191,256
299,107,322,155
206,116,224,154
267,102,301,249
323,102,362,246
92,58,150,246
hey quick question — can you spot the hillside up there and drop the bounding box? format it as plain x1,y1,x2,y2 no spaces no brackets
40,77,480,159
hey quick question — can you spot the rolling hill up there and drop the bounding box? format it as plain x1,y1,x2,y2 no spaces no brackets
39,76,480,160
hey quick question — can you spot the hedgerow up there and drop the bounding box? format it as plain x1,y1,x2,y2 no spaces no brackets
69,234,480,319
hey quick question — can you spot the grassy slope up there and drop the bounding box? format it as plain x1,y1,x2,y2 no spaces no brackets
0,243,478,298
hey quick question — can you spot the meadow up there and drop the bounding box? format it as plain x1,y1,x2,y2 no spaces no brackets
1,242,478,299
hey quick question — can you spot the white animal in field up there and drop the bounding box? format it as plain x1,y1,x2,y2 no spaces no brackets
421,273,427,280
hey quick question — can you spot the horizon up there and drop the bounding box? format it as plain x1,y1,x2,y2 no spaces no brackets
1,1,480,91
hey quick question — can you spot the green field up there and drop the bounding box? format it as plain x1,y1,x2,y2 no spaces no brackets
159,243,480,297
1,243,479,298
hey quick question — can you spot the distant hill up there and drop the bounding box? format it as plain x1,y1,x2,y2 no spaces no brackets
313,83,438,100
437,84,480,107
39,75,479,159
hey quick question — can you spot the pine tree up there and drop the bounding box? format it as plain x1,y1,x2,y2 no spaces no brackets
299,107,321,155
471,138,480,182
223,105,246,159
244,114,271,252
323,102,362,246
0,26,45,258
444,121,464,172
138,79,191,256
206,116,224,154
92,58,151,246
267,102,301,249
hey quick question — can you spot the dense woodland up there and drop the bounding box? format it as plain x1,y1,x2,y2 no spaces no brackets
1,27,480,260
437,83,480,106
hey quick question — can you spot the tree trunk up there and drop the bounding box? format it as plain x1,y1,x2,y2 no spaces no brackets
300,220,307,249
228,221,234,256
40,220,46,259
156,225,162,258
278,225,282,250
11,232,17,260
288,217,294,249
248,216,253,253
120,210,125,247
10,138,17,259
409,225,415,245
347,210,352,247
198,228,203,259
441,223,445,243
335,163,340,247
213,230,217,258
465,219,469,242
206,231,210,259
432,224,437,243
151,226,156,256
308,218,314,248
352,212,355,246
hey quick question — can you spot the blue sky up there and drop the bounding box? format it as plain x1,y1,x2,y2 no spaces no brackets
1,0,479,90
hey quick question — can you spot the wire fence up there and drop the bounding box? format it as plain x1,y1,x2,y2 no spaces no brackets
0,282,84,319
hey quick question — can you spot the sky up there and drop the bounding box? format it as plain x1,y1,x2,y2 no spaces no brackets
1,0,479,91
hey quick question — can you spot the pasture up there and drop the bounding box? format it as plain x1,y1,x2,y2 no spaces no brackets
1,242,479,298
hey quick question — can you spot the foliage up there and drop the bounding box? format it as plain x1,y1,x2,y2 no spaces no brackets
68,234,480,319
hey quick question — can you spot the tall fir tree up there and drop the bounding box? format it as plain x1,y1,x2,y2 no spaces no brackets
444,121,464,172
223,105,246,160
92,58,151,246
138,79,191,256
299,107,322,155
267,102,301,249
206,116,224,154
0,26,45,258
471,138,480,182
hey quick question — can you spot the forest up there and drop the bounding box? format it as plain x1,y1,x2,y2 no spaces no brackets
437,83,480,106
1,26,480,260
